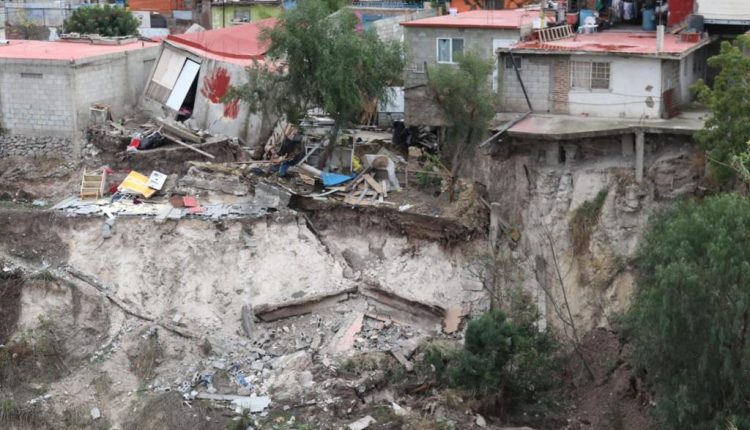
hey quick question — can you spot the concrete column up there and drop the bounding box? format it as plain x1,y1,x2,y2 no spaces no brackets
635,130,645,183
621,133,634,157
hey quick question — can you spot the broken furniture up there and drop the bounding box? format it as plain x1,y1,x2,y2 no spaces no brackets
80,169,107,200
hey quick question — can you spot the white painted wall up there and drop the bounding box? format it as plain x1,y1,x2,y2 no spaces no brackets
679,48,707,104
696,0,750,23
567,56,663,119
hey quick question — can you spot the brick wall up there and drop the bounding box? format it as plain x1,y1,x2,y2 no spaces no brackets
551,56,569,114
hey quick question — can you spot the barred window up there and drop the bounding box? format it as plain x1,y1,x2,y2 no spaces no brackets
571,61,610,90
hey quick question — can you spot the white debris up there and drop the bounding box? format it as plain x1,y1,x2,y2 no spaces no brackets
91,406,101,420
232,394,271,413
392,402,407,416
348,415,376,430
173,313,183,324
476,414,487,428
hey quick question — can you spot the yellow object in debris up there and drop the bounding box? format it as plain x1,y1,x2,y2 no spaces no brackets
118,171,157,198
352,156,362,172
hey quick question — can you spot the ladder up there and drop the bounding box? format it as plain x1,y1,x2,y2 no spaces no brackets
536,25,574,43
80,169,107,200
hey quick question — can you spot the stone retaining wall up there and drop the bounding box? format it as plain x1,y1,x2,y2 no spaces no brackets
0,134,75,159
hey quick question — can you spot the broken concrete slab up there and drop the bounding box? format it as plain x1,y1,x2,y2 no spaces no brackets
194,392,271,413
390,349,414,372
241,304,255,338
254,287,357,322
332,312,364,353
255,181,292,208
443,306,463,334
348,415,376,430
361,285,445,332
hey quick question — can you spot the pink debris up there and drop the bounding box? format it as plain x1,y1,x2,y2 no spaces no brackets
335,313,364,353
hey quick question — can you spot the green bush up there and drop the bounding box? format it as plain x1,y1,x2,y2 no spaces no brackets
447,310,559,413
63,5,139,37
627,194,750,429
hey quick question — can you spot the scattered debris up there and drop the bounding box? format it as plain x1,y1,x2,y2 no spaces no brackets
91,406,102,421
348,415,376,430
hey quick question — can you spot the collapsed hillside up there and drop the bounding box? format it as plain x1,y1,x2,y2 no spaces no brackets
0,130,708,429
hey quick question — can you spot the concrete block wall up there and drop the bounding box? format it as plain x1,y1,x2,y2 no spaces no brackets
370,8,438,43
74,46,160,123
404,26,518,126
0,61,75,136
499,55,551,113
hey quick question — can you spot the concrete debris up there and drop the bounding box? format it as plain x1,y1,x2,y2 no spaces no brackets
91,406,101,420
361,285,445,332
348,415,376,430
27,394,52,405
31,199,48,207
254,287,356,322
390,349,414,372
241,304,256,338
195,392,271,413
332,312,364,353
392,402,407,416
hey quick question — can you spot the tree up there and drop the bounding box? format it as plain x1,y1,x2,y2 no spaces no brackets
63,5,140,37
627,194,750,429
692,35,750,182
428,51,496,201
229,0,404,166
448,310,559,417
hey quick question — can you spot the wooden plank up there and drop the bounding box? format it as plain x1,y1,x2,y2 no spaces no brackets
363,173,384,195
162,133,216,159
156,118,201,143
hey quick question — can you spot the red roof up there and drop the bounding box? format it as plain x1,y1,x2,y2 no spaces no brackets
402,9,543,30
510,31,708,57
0,40,159,61
166,18,277,62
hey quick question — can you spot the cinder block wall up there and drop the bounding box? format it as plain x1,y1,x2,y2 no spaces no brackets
403,26,518,126
499,54,552,113
368,8,439,43
0,60,76,136
74,45,159,124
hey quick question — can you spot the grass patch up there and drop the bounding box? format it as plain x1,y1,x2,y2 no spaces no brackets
0,399,47,429
123,392,219,430
338,352,390,377
30,271,57,283
0,333,68,387
569,189,608,255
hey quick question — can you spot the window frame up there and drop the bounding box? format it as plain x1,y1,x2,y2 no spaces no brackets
570,60,611,91
436,37,464,64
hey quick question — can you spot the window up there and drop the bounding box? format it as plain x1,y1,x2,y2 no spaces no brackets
571,61,610,90
437,37,463,63
504,55,521,70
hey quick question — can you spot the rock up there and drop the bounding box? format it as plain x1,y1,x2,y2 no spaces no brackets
348,415,376,430
250,360,264,371
476,414,486,427
91,407,101,420
272,351,312,371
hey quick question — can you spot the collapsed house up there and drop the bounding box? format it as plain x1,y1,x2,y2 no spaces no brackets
0,38,159,137
141,18,278,148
